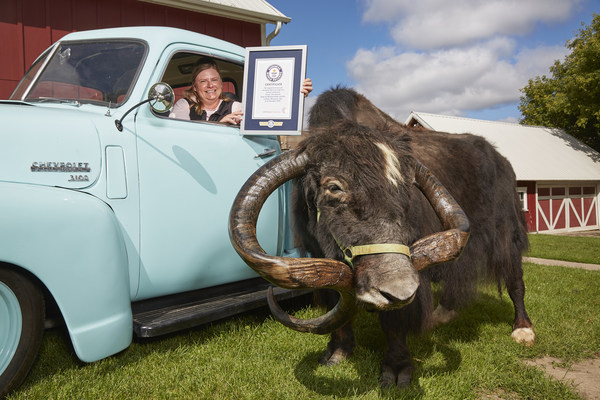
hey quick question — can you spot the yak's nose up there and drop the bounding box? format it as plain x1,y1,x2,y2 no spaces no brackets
355,253,419,309
379,288,417,305
376,275,419,306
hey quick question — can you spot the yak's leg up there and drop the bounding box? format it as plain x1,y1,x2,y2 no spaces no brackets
431,303,458,326
379,310,414,388
319,322,356,365
430,261,472,327
504,252,535,345
316,289,355,365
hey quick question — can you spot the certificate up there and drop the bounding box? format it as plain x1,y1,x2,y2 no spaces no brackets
252,58,294,119
241,45,307,135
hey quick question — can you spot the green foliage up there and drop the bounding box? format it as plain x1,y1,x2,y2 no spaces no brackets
8,263,600,400
519,13,600,152
526,233,600,264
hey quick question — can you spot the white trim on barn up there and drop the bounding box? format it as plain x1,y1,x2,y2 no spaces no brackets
139,0,290,24
405,112,600,233
138,0,290,44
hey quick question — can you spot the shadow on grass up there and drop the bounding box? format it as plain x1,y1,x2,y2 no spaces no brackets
18,298,307,393
292,291,515,397
292,350,427,399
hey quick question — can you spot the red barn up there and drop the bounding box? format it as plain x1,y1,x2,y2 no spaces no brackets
406,112,600,234
0,0,290,99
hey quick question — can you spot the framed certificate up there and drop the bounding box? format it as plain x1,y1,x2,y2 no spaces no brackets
241,45,307,135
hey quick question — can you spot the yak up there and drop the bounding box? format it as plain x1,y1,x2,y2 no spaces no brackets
229,87,535,388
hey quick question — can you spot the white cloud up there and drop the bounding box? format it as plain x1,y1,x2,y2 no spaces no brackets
361,0,582,49
346,39,567,120
498,116,520,124
345,0,577,121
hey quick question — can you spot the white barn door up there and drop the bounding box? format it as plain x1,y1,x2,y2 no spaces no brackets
536,184,599,232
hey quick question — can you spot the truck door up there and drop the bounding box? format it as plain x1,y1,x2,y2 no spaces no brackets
133,50,281,300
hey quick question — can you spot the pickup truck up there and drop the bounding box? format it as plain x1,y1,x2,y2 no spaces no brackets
0,26,303,397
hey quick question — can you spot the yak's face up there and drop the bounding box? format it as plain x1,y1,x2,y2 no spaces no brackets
300,135,420,310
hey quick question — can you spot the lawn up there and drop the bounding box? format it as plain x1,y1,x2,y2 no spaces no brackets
526,233,600,264
8,235,600,399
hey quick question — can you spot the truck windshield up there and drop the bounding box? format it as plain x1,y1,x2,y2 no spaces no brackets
14,40,147,107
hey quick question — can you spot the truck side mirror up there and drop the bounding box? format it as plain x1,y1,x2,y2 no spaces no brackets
148,82,175,113
115,82,174,131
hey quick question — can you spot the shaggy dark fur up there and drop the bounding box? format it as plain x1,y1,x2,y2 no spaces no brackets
292,87,532,387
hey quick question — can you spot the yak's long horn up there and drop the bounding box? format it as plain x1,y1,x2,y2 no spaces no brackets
229,150,357,334
411,162,471,270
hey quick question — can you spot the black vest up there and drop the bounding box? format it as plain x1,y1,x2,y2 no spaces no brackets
186,98,234,121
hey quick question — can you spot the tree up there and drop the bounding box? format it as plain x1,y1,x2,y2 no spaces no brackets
519,13,600,152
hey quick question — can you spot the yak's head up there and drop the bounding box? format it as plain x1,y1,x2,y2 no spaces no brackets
229,120,470,334
295,122,422,310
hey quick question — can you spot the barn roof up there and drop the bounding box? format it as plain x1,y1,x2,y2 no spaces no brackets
139,0,291,24
405,112,600,182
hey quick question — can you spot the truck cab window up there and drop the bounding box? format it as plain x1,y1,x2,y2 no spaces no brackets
18,40,146,106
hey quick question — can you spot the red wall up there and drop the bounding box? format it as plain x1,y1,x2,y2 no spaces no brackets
0,0,262,99
517,180,537,232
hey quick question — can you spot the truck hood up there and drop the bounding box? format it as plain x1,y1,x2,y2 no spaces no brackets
0,102,101,189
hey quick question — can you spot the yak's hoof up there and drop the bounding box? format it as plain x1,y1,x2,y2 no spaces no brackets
380,366,413,388
319,348,350,366
511,327,535,346
432,304,458,327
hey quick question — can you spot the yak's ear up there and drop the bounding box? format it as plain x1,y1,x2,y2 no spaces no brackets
292,173,318,224
305,173,320,217
291,172,321,253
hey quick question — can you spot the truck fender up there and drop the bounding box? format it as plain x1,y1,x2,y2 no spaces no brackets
0,182,132,362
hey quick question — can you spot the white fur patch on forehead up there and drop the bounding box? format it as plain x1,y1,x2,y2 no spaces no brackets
376,142,404,187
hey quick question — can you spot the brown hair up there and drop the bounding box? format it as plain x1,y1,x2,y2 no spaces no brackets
184,57,230,114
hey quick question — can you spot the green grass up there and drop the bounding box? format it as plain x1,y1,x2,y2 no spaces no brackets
9,263,600,400
526,233,600,264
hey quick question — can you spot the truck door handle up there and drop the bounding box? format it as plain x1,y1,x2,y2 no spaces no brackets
255,148,277,159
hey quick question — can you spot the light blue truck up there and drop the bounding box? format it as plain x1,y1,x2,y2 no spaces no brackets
0,26,301,397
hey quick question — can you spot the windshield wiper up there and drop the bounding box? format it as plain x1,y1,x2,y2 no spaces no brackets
32,97,81,107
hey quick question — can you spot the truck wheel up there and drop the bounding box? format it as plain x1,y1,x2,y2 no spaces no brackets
0,268,44,398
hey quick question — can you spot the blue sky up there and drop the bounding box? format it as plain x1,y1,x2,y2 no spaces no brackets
266,0,597,124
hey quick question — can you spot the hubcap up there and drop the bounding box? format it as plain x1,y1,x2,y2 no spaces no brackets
0,281,22,375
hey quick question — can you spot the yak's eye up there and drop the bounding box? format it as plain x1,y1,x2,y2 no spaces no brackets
328,183,342,193
321,177,346,199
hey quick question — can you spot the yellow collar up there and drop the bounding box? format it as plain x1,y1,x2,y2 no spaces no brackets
317,208,411,266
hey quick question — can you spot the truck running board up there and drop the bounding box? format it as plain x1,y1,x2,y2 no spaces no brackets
132,278,309,338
